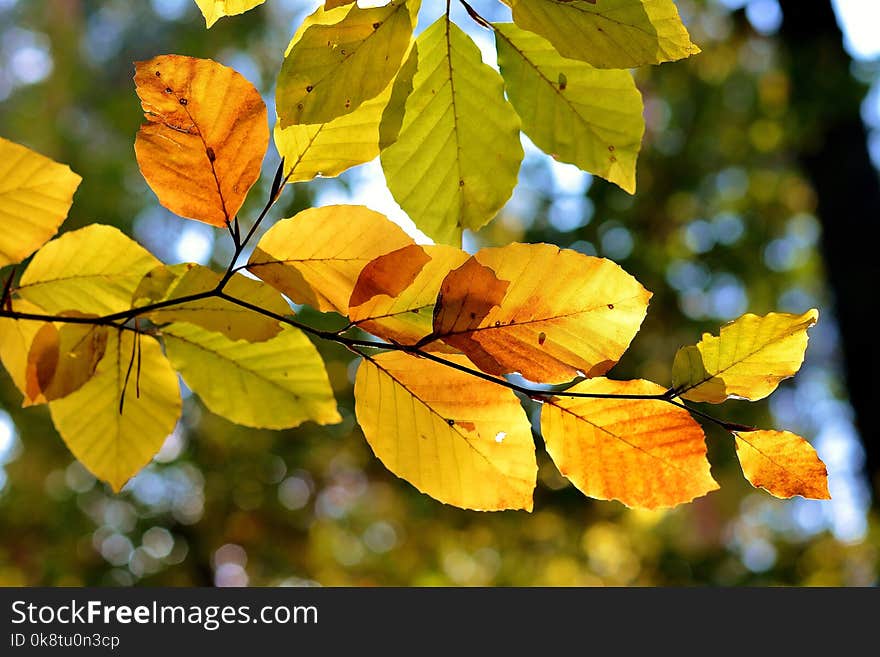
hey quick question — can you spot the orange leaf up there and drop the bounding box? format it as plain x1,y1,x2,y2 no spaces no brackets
541,378,718,509
134,55,269,227
430,243,651,383
734,430,830,500
349,244,431,308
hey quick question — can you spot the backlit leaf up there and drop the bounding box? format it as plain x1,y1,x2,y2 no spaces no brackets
134,264,289,342
247,205,414,313
163,322,341,429
0,137,82,267
734,430,830,500
134,55,268,227
0,299,50,397
18,224,160,315
276,0,419,127
354,351,537,511
193,0,265,27
429,243,651,383
380,18,524,245
348,244,469,346
495,23,644,193
25,320,108,406
541,378,718,509
507,0,700,68
49,331,182,492
671,309,819,403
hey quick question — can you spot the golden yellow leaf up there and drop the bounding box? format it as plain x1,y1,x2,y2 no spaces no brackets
541,378,719,509
0,299,50,397
162,322,341,429
734,430,830,500
429,243,651,383
247,205,414,313
276,0,419,126
194,0,266,27
671,309,819,403
25,320,108,406
18,224,161,315
0,137,81,267
354,352,537,511
134,264,289,342
49,331,182,492
134,55,268,227
348,244,469,346
324,0,356,9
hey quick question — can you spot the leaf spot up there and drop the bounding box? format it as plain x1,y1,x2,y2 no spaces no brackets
446,418,455,426
607,303,614,310
306,85,313,93
608,145,615,152
494,431,506,444
164,87,173,94
179,98,188,106
538,331,547,345
206,147,216,162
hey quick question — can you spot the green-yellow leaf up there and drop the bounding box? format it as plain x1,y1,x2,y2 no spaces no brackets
247,205,414,314
49,331,182,492
274,42,418,183
163,322,341,429
348,244,469,346
734,429,830,500
0,299,49,397
541,378,718,509
671,309,819,403
495,23,644,193
0,136,81,267
134,264,289,342
18,224,161,315
276,0,419,127
507,0,700,68
354,352,537,511
380,18,524,245
194,0,266,28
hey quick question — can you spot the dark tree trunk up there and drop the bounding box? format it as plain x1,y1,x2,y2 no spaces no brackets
778,1,880,499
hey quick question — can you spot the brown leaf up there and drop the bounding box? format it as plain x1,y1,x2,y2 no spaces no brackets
349,244,432,309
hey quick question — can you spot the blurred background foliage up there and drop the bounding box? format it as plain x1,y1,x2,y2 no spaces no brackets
0,0,878,586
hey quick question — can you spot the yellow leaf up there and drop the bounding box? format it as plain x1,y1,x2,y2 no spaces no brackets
354,352,537,511
49,331,182,492
734,430,830,500
276,0,419,127
429,243,651,383
0,299,49,397
193,0,266,28
163,322,341,429
507,0,700,68
380,18,524,245
274,42,417,183
671,309,819,403
541,378,718,509
134,55,268,227
324,0,356,9
134,264,289,342
247,205,414,313
348,244,469,346
18,224,161,315
25,320,108,406
0,136,81,267
495,23,644,194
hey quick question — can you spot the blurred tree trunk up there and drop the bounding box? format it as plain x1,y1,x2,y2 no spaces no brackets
778,1,880,500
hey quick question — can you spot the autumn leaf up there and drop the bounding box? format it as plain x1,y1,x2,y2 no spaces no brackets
354,351,537,511
541,378,719,509
162,322,341,429
134,55,268,227
429,243,651,383
133,264,290,342
506,0,700,68
17,224,160,315
671,309,819,403
193,0,266,28
276,0,419,127
0,299,50,398
49,331,182,492
25,320,108,406
348,244,469,346
247,205,414,314
734,429,830,500
495,23,645,194
380,18,524,245
0,137,81,267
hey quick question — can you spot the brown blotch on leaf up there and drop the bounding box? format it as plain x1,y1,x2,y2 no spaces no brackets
155,71,161,77
446,419,455,426
179,98,188,106
349,244,431,308
607,303,614,310
306,85,313,93
459,179,465,187
206,147,216,162
164,87,173,94
372,22,381,29
538,331,547,345
608,145,615,152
